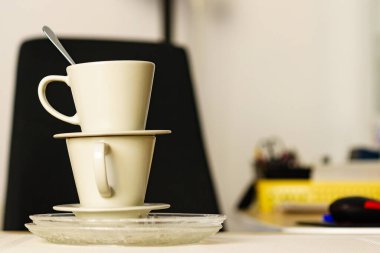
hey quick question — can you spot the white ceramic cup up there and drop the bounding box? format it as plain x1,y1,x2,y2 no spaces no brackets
38,60,155,132
62,134,156,208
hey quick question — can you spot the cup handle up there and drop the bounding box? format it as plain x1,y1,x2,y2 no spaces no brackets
37,75,80,125
93,142,113,198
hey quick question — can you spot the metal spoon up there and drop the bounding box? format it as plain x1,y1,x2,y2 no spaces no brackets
42,26,76,65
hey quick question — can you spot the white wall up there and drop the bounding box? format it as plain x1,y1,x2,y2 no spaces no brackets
0,0,377,231
175,0,376,230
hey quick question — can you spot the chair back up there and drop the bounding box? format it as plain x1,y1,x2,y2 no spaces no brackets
4,38,220,230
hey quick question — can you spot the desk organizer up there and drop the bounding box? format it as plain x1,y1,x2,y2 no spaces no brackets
257,179,380,212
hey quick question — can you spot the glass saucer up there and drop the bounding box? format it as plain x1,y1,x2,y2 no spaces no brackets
26,213,226,246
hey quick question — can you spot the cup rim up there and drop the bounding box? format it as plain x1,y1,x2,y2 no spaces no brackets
67,60,155,70
54,130,171,139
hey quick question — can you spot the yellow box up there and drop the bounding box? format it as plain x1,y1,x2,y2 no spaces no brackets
257,179,380,212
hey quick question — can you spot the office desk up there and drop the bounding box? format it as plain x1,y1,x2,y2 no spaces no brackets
241,206,380,234
2,232,380,253
236,204,324,233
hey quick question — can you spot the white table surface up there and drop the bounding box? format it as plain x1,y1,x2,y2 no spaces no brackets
2,232,380,253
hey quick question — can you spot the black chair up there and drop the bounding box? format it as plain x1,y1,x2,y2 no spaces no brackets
4,38,220,230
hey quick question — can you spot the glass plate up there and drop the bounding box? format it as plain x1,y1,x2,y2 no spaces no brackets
26,213,226,246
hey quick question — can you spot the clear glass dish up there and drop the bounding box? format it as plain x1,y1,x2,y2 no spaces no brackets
26,213,226,246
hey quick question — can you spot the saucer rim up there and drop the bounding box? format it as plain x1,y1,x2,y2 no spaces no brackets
53,203,170,212
54,130,171,139
31,212,227,223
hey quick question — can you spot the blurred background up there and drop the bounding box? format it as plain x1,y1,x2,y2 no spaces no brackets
1,0,380,231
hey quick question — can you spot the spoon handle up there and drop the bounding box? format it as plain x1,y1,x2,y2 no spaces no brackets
42,26,76,65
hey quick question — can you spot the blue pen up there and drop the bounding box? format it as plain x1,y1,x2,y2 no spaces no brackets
323,213,334,223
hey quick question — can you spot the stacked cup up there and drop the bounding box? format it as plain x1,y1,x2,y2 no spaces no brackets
37,61,171,219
